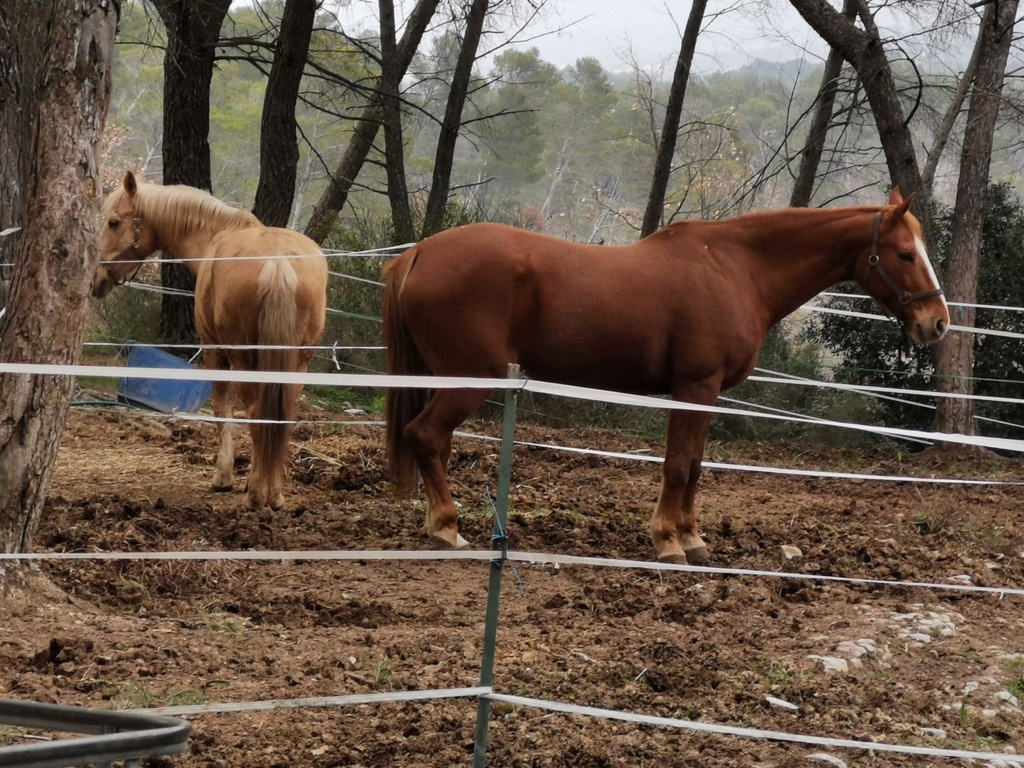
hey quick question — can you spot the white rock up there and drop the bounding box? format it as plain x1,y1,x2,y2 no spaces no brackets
765,695,798,711
836,640,875,658
901,632,932,644
919,727,947,739
781,545,803,560
806,752,848,768
995,690,1020,708
808,655,849,673
963,681,981,696
951,574,973,584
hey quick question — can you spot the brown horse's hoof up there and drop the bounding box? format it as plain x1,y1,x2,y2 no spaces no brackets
658,552,688,566
429,533,470,551
684,546,710,565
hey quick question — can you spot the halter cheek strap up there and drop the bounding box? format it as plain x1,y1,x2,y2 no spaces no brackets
112,215,145,287
860,211,944,307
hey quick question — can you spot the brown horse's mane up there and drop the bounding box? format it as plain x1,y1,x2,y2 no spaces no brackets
125,182,260,236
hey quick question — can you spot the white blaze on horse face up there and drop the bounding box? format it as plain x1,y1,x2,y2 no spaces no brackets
914,235,942,292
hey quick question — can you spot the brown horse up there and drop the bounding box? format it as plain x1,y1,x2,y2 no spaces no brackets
93,171,328,511
383,189,949,564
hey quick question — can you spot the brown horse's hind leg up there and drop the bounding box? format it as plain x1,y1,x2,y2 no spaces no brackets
406,387,492,550
651,400,714,565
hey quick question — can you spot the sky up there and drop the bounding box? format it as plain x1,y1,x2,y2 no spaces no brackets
331,0,830,75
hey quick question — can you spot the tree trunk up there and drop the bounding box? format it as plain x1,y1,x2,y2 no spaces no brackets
0,0,117,556
303,0,440,243
252,0,318,227
934,0,1018,439
787,0,930,238
640,0,706,238
151,0,231,349
380,0,415,244
420,0,489,238
789,0,855,208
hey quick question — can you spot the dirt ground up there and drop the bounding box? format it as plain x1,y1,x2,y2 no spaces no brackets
2,395,1024,767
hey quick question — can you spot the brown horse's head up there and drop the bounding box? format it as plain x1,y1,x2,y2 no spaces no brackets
856,188,949,346
92,171,156,298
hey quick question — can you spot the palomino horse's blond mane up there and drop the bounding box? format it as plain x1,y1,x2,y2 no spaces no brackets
120,181,260,236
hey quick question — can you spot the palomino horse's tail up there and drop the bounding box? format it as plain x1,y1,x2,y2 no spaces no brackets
253,259,301,502
383,248,428,497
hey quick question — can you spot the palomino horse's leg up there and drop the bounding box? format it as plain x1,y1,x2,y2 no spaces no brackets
205,347,236,492
405,387,492,549
651,396,716,565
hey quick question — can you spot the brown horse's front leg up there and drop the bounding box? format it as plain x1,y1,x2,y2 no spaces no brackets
651,402,714,565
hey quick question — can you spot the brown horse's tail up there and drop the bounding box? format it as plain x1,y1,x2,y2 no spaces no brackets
383,248,428,497
253,259,301,493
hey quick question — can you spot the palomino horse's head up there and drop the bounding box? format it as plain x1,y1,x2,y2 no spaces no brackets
92,171,156,298
856,188,949,346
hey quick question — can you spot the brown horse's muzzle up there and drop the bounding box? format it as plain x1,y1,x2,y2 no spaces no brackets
906,304,949,346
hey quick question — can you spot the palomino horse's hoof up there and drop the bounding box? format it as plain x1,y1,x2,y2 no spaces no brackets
429,533,470,551
683,546,710,565
211,481,233,493
657,552,688,566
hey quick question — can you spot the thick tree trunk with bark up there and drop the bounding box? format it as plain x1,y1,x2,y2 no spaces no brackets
252,0,318,227
151,0,231,348
420,0,489,238
640,0,706,238
0,0,117,556
934,0,1018,439
303,0,440,243
790,0,855,208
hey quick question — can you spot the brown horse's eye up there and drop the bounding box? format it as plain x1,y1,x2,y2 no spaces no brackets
898,251,914,263
108,219,120,230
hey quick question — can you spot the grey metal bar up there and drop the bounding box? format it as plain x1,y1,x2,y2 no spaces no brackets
0,698,191,768
472,364,520,767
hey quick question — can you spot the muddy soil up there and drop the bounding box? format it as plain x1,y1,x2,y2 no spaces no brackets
2,400,1023,767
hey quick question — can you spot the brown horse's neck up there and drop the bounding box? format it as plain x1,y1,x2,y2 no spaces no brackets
720,206,880,329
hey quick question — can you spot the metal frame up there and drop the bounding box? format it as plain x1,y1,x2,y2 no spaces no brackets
0,698,191,768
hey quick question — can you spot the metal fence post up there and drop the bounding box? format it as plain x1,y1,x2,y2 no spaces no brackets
472,364,520,767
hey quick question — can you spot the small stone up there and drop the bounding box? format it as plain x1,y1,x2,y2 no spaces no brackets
807,752,848,768
919,727,947,739
781,545,803,560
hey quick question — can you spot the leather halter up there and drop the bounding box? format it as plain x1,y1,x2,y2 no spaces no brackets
859,211,943,308
112,215,145,286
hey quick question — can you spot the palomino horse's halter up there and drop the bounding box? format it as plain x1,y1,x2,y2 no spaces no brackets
111,215,145,286
860,210,943,311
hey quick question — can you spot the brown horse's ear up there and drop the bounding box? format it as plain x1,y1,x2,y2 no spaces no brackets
123,170,138,197
889,190,916,222
889,187,904,205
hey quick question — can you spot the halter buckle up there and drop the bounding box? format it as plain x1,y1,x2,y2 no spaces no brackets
132,216,142,249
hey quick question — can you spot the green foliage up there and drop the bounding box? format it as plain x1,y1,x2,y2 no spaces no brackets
804,183,1024,438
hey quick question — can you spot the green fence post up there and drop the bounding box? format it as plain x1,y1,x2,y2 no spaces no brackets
472,364,520,768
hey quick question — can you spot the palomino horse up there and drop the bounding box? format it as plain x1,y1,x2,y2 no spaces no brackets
93,171,328,511
384,189,949,564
